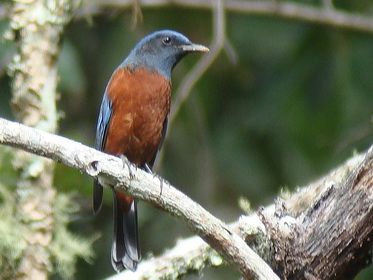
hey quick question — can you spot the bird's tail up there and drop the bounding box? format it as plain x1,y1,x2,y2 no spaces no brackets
93,179,103,215
111,190,140,272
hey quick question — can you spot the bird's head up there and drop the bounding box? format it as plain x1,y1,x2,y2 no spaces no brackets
123,30,209,79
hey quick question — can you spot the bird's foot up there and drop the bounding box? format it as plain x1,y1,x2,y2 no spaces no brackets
120,155,135,180
153,172,164,197
144,163,152,174
157,174,164,197
143,164,164,196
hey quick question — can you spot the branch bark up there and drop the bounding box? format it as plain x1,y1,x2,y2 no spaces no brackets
0,120,372,279
106,236,218,280
0,117,279,280
76,0,373,34
113,147,373,280
1,1,371,279
108,214,270,280
278,148,373,279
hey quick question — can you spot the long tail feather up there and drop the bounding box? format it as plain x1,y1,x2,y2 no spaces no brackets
112,190,140,272
93,179,103,215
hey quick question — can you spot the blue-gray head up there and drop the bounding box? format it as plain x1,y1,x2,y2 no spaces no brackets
122,30,209,80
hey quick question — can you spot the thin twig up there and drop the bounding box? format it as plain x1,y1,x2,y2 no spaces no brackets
169,0,225,124
153,0,227,170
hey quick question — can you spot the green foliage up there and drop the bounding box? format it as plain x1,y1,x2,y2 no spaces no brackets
50,193,96,279
0,148,26,275
0,147,95,279
0,187,26,268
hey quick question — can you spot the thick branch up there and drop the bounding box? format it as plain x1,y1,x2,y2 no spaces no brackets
260,147,373,279
0,117,279,280
1,118,372,279
288,148,373,279
110,146,373,280
116,146,373,280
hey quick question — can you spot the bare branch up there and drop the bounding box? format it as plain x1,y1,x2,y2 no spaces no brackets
1,119,372,279
153,0,226,169
0,117,280,280
108,214,271,280
169,0,225,124
77,0,373,33
322,0,334,11
106,147,373,280
75,0,373,174
106,236,216,280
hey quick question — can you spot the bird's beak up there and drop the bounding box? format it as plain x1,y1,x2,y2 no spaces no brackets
179,43,209,53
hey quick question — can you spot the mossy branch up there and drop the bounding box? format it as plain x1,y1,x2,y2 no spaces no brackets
1,117,372,279
0,117,280,280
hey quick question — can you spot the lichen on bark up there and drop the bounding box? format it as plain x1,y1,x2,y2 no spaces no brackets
5,0,83,279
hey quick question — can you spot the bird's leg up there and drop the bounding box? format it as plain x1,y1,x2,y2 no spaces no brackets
158,176,164,197
144,163,164,197
144,163,152,174
120,155,135,180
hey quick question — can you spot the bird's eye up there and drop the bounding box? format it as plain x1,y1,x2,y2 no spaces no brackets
162,36,172,45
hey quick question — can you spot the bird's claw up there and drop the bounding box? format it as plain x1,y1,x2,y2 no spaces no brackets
143,164,164,197
157,174,164,196
144,163,152,174
153,172,164,197
120,155,135,180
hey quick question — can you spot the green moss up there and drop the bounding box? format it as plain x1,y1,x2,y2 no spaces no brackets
50,193,97,279
0,148,26,272
0,183,27,270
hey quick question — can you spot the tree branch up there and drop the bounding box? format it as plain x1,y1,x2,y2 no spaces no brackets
106,236,217,280
257,148,373,279
108,214,271,280
0,117,279,280
169,0,226,125
282,147,373,279
153,0,226,169
76,0,373,34
108,147,373,280
1,119,372,279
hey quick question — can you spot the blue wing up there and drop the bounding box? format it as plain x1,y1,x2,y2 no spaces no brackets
93,93,113,214
95,93,113,151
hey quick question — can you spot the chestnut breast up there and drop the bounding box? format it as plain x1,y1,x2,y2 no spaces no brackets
104,67,171,167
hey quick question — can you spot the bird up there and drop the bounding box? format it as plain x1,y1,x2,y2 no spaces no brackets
93,30,209,272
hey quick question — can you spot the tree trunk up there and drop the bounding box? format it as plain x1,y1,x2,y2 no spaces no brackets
8,0,77,279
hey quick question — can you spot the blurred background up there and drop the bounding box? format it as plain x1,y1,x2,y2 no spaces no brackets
0,0,372,279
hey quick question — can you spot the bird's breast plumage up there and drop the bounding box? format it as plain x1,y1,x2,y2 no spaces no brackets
103,66,171,167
